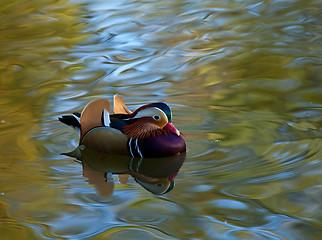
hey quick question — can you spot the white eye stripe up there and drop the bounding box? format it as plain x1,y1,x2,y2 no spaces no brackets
135,107,167,121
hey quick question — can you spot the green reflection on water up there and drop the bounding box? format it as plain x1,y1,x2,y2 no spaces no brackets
0,0,321,239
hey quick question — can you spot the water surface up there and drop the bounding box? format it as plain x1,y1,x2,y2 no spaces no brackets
0,0,321,239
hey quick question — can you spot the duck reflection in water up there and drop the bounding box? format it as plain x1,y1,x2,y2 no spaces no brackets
63,146,186,197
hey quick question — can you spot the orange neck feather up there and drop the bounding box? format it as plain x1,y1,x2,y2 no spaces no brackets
122,118,170,139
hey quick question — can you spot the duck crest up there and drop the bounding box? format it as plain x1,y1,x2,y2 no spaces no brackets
129,102,172,122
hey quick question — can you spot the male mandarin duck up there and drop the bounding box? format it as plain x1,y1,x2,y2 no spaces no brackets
59,95,186,158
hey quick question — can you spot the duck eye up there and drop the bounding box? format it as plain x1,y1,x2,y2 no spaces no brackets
153,115,160,120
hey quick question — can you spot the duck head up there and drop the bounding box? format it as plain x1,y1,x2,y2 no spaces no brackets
122,102,181,139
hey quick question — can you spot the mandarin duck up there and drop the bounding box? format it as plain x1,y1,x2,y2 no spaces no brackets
59,95,186,158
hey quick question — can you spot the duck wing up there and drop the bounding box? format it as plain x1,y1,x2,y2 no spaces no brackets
80,99,111,139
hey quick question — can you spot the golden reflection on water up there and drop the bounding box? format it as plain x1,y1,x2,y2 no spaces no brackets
0,0,321,239
0,0,90,238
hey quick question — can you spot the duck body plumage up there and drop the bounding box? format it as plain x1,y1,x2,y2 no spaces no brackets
129,134,186,158
59,95,186,158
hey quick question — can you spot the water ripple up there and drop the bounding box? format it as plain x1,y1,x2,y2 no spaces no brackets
1,0,321,239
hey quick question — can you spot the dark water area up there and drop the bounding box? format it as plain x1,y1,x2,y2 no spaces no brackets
0,0,321,239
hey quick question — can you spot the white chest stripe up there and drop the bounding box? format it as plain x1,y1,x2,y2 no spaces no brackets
135,139,143,158
128,138,134,157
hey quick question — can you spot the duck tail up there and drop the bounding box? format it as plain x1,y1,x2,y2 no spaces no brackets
58,113,81,130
